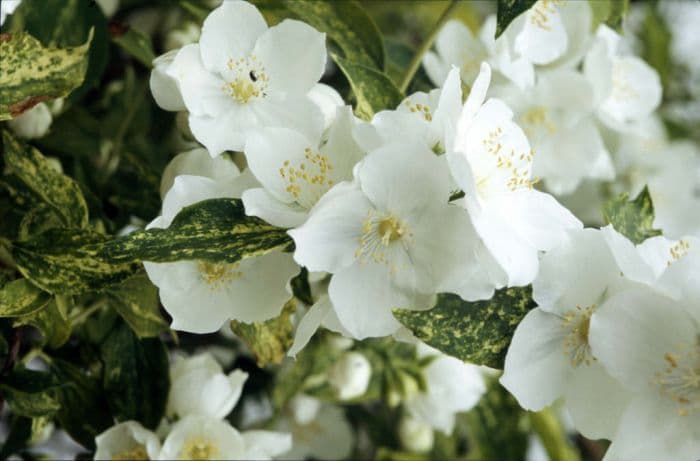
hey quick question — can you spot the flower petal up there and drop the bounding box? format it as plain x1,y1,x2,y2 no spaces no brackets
242,187,307,228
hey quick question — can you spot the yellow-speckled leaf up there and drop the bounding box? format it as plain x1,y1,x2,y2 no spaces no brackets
602,186,661,245
282,0,384,70
0,278,51,317
393,287,536,369
3,130,89,229
11,199,293,295
13,297,71,348
0,31,91,120
332,53,403,120
231,299,296,367
107,274,168,338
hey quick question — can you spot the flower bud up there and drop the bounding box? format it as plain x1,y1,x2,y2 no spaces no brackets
8,103,52,139
328,351,371,400
289,393,321,425
398,415,434,453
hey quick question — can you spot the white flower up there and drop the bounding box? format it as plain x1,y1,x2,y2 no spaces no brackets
94,421,161,460
242,105,364,228
8,102,52,139
150,50,187,112
422,20,489,88
584,25,662,128
500,228,631,440
589,286,700,461
289,141,491,338
167,353,248,420
509,0,593,68
449,62,581,286
0,0,21,26
275,402,353,461
404,343,486,434
354,68,463,155
159,147,245,198
492,68,614,195
327,351,372,400
144,174,298,333
398,415,434,453
151,0,327,156
306,83,345,132
159,415,292,460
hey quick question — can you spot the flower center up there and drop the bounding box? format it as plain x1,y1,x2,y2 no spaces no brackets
222,55,268,104
113,446,149,461
520,106,557,140
655,342,700,416
278,148,334,209
197,262,242,290
611,60,638,102
355,211,411,267
476,126,538,197
180,437,219,461
668,239,691,266
404,99,433,121
528,0,560,30
561,304,596,367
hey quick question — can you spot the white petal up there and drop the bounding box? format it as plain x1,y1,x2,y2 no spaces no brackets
514,1,567,65
245,127,313,204
600,225,656,285
604,397,700,461
534,228,619,316
288,182,372,273
307,83,345,130
252,96,324,148
288,296,332,358
167,44,232,118
242,430,293,460
159,415,246,460
199,0,267,73
500,308,570,410
95,421,161,461
422,51,450,88
253,19,326,96
188,108,249,156
150,50,186,112
454,62,492,150
160,175,236,226
160,147,240,198
469,205,539,287
242,188,307,228
589,288,696,392
563,363,629,440
600,56,662,123
328,262,409,339
357,142,451,216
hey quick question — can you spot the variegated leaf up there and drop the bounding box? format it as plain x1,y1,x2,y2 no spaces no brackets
602,186,662,245
0,31,91,120
393,287,536,369
0,278,51,317
11,199,294,295
3,130,89,229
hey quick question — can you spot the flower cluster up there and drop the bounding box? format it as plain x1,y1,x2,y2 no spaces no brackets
140,1,699,459
2,0,699,460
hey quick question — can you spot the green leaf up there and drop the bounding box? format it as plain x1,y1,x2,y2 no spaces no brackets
11,199,293,295
602,186,662,245
282,0,384,70
639,3,671,88
100,322,169,429
0,367,62,418
0,31,91,120
466,378,530,461
2,0,111,101
332,54,403,120
0,278,51,317
13,297,71,348
107,274,168,338
590,0,629,32
3,130,89,229
12,229,140,295
496,0,536,38
49,359,113,449
231,299,296,367
111,25,156,69
393,287,536,369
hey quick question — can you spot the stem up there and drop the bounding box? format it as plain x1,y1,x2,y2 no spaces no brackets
398,0,460,93
530,409,581,461
69,298,108,327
